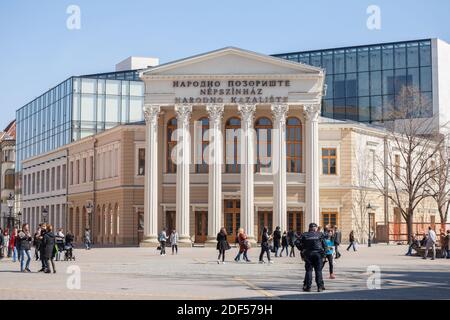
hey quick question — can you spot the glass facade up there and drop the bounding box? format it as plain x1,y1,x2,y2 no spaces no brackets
16,72,144,171
273,39,433,122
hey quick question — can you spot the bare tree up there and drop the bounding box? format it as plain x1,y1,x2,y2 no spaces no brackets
373,86,444,243
427,142,450,232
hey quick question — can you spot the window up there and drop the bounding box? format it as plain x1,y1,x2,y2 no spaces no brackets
394,154,400,179
69,162,74,186
51,167,55,191
56,166,61,190
4,169,14,190
286,117,302,173
83,158,87,183
322,210,338,227
138,148,145,175
225,117,241,173
89,156,94,182
62,164,67,188
195,117,209,173
322,148,337,175
167,118,177,173
76,160,80,184
255,117,272,173
46,169,50,191
369,149,376,180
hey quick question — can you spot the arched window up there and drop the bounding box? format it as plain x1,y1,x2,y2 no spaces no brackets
167,118,177,173
255,117,272,173
4,169,14,190
286,117,302,173
225,117,241,173
195,117,209,173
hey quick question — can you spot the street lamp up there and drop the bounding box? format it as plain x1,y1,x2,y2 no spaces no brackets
86,201,94,244
6,193,14,234
42,207,48,223
366,203,374,247
17,211,22,227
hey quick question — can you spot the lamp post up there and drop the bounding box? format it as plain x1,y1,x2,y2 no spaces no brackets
366,203,374,247
42,207,48,224
86,201,94,245
17,211,22,228
6,193,14,234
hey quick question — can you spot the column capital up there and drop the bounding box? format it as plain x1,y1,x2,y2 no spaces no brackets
303,104,321,122
237,104,256,126
206,104,224,125
271,104,289,124
174,104,193,126
143,105,161,125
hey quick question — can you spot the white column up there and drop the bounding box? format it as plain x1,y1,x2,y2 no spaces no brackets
141,104,160,246
271,104,289,233
206,104,224,245
304,104,321,231
175,104,193,246
238,104,256,243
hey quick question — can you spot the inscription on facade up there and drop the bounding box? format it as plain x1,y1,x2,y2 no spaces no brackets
173,80,290,104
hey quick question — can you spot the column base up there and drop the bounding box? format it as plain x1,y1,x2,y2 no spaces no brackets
177,236,193,247
205,236,217,247
139,236,159,247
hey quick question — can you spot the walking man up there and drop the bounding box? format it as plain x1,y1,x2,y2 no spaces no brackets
333,226,342,259
423,226,436,260
298,223,327,292
170,229,178,255
159,229,168,256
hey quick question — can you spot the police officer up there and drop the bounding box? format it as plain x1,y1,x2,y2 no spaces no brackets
298,223,327,292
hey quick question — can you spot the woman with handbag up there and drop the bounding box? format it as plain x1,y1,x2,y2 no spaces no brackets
234,228,251,262
216,228,230,264
259,227,273,264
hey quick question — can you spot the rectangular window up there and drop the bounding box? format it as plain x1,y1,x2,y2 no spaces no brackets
76,159,80,184
138,148,145,175
62,164,67,189
46,169,50,192
394,154,400,179
322,210,338,227
82,158,87,183
89,156,94,182
69,161,74,185
51,167,55,191
322,148,337,175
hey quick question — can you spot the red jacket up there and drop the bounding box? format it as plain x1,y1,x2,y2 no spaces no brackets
9,234,16,249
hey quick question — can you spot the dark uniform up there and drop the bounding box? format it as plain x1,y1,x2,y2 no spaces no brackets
298,227,327,291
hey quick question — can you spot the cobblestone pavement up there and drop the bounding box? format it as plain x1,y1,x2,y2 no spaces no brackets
0,244,449,300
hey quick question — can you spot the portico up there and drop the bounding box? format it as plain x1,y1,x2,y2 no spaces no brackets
140,47,324,247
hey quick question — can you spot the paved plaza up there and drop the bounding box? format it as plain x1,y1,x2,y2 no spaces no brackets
0,244,449,300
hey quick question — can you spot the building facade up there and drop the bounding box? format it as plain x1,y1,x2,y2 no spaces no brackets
0,120,16,229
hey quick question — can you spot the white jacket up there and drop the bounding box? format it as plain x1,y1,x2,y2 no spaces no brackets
428,230,437,243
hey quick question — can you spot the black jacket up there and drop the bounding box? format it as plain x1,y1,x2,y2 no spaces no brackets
216,232,229,251
43,231,56,259
298,231,327,256
17,231,32,250
333,231,342,245
273,230,281,246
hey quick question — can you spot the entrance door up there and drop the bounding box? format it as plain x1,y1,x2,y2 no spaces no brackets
258,211,273,242
287,211,304,233
195,211,208,243
224,200,240,243
165,211,176,234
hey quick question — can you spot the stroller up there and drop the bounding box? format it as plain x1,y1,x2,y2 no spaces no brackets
64,233,76,261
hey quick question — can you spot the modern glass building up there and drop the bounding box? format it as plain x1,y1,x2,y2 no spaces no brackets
273,39,434,123
15,71,144,171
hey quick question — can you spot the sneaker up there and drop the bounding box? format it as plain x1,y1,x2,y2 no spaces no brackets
259,260,265,264
269,260,274,264
217,260,220,264
422,257,427,260
222,261,226,264
53,270,56,274
25,268,31,272
303,286,311,292
318,286,326,292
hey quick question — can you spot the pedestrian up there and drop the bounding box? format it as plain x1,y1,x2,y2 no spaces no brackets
3,230,10,259
65,231,74,261
216,227,230,264
405,234,420,256
159,228,168,256
0,228,4,259
234,228,250,262
259,227,273,264
10,228,18,262
333,226,342,259
33,226,41,261
37,223,47,272
443,230,450,259
170,229,179,255
43,224,56,273
55,228,65,261
288,230,296,257
322,228,336,279
84,228,91,250
423,226,437,260
420,233,428,247
273,226,281,257
18,223,32,272
346,230,357,251
298,223,327,292
280,231,289,257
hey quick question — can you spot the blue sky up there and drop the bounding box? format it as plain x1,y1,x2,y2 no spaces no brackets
0,0,449,129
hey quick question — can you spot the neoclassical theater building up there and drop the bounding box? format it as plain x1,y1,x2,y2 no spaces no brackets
139,47,428,246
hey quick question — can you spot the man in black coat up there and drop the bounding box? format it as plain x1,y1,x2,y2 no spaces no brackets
298,223,327,292
37,224,47,272
273,226,281,257
43,225,56,273
333,226,342,259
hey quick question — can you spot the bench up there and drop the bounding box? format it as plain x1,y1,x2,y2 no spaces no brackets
414,246,444,257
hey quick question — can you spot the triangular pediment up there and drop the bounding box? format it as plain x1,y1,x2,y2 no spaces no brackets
141,47,323,77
